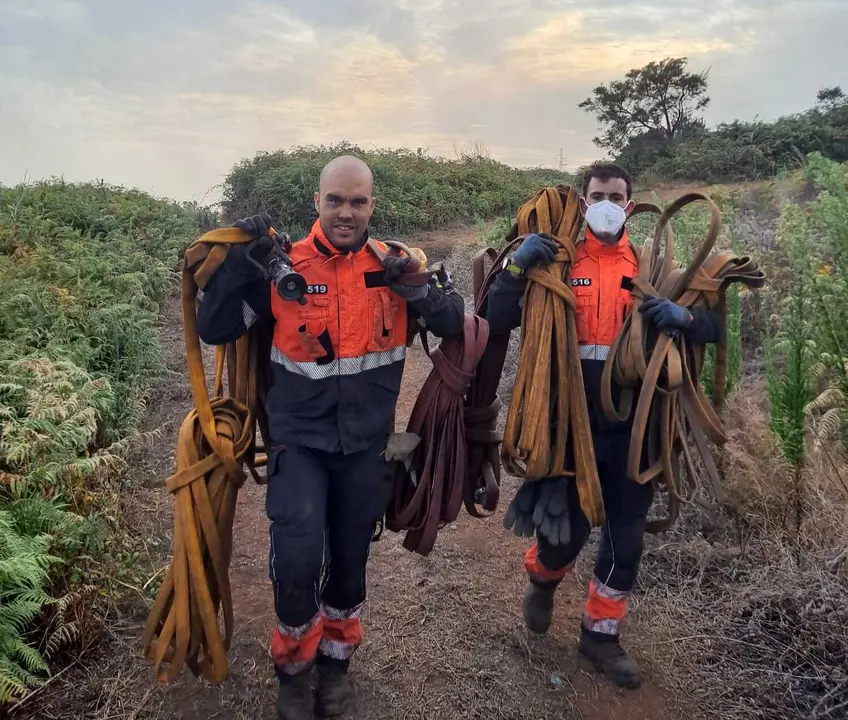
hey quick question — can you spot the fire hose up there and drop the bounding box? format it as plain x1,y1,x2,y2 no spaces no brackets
472,186,606,525
600,193,765,531
466,186,765,533
141,225,491,683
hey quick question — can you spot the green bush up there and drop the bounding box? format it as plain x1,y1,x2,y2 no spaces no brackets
619,97,848,183
0,180,202,701
220,142,573,236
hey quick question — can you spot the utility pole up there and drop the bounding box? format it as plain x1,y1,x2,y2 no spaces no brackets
557,148,566,172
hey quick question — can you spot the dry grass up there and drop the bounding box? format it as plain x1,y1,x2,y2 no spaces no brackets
639,380,848,720
447,239,848,719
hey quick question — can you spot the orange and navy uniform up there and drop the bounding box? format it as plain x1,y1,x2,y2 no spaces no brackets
486,227,721,637
197,219,464,677
198,219,463,455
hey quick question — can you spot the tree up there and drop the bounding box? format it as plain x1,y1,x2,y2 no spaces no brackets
816,86,846,113
579,57,710,153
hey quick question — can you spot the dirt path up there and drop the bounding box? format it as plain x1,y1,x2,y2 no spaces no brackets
18,230,687,720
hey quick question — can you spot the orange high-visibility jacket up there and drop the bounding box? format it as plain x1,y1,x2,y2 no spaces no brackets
484,228,722,433
571,229,639,361
196,220,465,454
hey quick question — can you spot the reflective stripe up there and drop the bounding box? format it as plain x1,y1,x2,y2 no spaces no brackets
322,602,364,623
271,345,405,380
242,300,257,329
578,344,611,361
584,578,629,636
320,602,365,660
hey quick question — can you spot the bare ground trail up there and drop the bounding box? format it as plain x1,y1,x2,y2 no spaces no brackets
16,228,690,720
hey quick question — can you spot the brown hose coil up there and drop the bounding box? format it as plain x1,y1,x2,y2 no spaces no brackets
600,193,766,531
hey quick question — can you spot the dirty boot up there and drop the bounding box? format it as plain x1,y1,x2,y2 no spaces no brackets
578,626,642,689
314,658,350,718
276,668,314,720
523,581,556,634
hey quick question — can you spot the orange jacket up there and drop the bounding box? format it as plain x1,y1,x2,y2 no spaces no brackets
572,229,639,360
196,220,465,454
484,228,722,432
270,221,409,375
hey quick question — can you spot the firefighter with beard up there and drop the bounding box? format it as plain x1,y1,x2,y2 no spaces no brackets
485,163,722,688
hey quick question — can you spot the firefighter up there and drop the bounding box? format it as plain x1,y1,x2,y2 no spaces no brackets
196,155,464,719
485,163,722,689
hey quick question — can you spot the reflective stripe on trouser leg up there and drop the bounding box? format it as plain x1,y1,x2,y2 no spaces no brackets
524,543,573,584
319,602,365,661
271,612,324,675
583,577,629,635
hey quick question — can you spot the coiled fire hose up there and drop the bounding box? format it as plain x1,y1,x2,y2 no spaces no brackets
384,313,494,555
467,186,765,535
141,226,490,682
488,186,605,526
600,193,766,531
141,227,272,685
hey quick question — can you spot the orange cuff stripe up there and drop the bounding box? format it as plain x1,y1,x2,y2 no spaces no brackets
524,544,571,581
270,619,324,666
584,589,628,622
322,618,363,647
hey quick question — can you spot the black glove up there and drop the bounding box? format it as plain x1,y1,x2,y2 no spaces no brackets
532,477,571,547
233,212,273,240
639,297,694,331
503,481,539,538
224,213,275,280
383,255,429,303
512,233,558,269
503,477,571,546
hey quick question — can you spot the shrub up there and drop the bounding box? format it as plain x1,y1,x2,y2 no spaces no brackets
0,180,203,701
220,142,572,236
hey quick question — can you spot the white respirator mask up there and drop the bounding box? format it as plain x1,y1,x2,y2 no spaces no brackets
584,199,627,237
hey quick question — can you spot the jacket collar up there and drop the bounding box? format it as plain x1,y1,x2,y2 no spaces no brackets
582,228,631,258
309,219,369,256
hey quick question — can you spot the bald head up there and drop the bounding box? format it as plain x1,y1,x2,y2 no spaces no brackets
314,155,376,248
319,155,373,193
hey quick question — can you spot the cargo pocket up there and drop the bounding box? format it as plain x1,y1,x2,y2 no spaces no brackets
297,321,335,365
367,290,399,352
575,287,593,344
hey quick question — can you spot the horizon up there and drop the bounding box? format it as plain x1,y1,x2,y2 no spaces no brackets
1,0,845,203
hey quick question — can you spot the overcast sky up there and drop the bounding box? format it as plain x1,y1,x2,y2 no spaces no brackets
1,0,845,202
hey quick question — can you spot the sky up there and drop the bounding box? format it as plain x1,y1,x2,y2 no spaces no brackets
0,0,846,203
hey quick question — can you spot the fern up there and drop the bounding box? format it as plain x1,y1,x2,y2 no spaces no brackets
0,180,201,705
0,510,58,701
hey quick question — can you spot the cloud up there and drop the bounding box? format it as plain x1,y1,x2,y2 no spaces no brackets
0,0,845,200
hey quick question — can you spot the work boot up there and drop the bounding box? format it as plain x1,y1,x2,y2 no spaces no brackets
276,668,314,720
522,581,556,634
314,660,350,718
578,626,642,689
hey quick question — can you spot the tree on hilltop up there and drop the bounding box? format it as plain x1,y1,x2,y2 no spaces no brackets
579,57,710,153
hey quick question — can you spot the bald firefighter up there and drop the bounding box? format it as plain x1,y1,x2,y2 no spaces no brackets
196,156,464,719
486,163,722,688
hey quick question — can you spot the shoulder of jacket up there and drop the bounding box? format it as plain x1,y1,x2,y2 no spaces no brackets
574,240,590,261
289,236,321,262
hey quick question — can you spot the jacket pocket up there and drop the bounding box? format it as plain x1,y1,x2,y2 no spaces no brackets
367,290,400,352
297,321,335,363
297,296,331,321
574,287,593,344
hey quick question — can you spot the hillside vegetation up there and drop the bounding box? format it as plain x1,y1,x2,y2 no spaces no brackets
0,181,200,702
579,56,847,185
221,142,572,237
2,145,848,719
442,152,848,719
